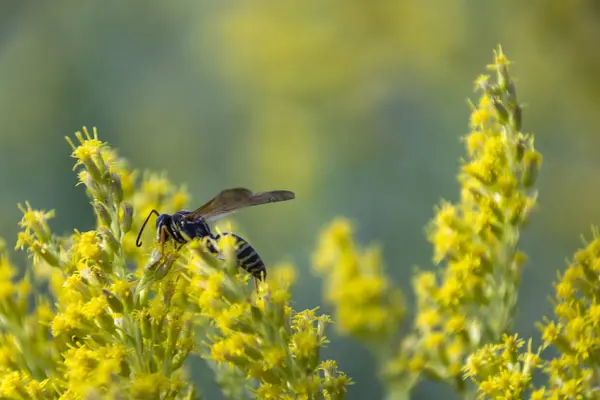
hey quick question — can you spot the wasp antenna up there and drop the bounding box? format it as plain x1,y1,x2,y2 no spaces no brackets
136,209,160,247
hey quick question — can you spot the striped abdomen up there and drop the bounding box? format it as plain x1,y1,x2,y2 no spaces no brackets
216,232,267,281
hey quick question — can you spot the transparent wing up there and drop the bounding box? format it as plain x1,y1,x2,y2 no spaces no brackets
183,188,295,221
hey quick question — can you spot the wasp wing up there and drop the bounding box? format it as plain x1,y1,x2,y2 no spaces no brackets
183,188,295,222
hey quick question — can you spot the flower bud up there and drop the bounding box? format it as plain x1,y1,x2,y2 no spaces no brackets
120,204,133,233
110,173,123,204
93,202,112,227
498,65,510,92
522,151,542,189
97,313,116,333
172,350,190,371
250,305,263,323
83,158,103,182
99,228,120,254
140,312,152,339
231,318,256,334
508,202,525,226
103,289,124,313
515,138,526,162
258,368,281,385
154,256,175,281
492,98,509,124
32,242,60,266
510,104,522,132
506,81,518,108
244,345,262,361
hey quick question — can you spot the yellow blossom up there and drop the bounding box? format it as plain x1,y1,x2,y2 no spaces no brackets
0,371,24,398
291,331,319,360
72,230,102,261
445,313,466,333
416,308,441,330
82,295,108,319
255,383,285,400
66,126,105,164
51,313,72,337
130,373,169,398
423,332,444,350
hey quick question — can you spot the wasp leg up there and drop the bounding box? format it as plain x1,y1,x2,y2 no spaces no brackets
176,243,185,251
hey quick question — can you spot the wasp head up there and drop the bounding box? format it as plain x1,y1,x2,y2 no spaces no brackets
155,214,171,239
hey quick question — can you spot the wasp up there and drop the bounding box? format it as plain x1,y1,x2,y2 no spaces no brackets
135,187,295,287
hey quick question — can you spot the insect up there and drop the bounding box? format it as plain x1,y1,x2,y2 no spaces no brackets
135,187,295,286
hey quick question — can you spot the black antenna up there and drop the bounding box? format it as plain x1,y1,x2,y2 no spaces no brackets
136,209,159,247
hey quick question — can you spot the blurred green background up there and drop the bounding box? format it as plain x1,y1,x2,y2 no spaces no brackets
1,1,599,398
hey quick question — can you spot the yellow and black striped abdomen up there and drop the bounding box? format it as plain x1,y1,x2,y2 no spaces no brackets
217,232,267,281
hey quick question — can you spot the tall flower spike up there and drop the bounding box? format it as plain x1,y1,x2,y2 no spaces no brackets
384,46,540,398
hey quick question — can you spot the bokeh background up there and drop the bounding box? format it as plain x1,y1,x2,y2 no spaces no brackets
1,1,599,399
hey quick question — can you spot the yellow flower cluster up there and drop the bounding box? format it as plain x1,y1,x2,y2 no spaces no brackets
305,50,548,399
376,47,541,397
464,231,600,399
0,126,350,399
0,128,197,398
463,333,542,399
313,218,404,346
181,237,352,399
6,46,598,400
534,231,600,398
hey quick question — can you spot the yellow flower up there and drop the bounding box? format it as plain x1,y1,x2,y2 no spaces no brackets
255,383,285,400
554,302,577,320
555,278,574,300
0,281,14,301
291,331,319,360
559,378,583,399
210,333,252,365
408,355,426,372
587,303,600,326
0,371,24,397
26,379,48,398
215,302,248,332
423,332,444,350
313,218,353,271
0,343,15,369
435,276,462,307
66,127,105,165
416,308,441,330
82,296,109,319
445,313,466,334
470,107,491,128
474,74,490,90
51,313,71,337
463,354,485,379
312,219,404,342
147,298,167,321
263,347,286,368
73,230,102,261
112,279,133,297
171,188,189,212
270,263,297,288
130,373,169,398
413,271,437,299
140,174,171,197
17,202,55,234
530,387,546,400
